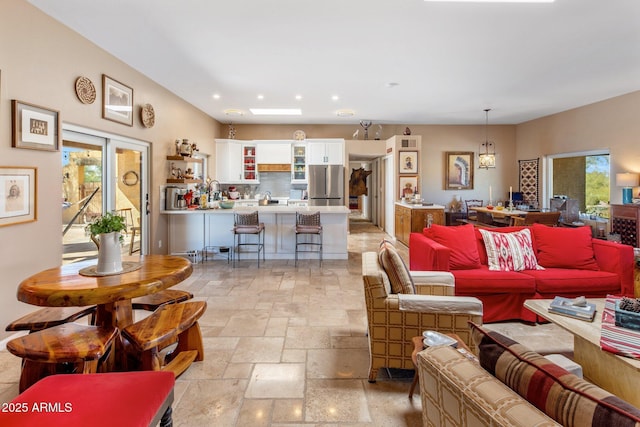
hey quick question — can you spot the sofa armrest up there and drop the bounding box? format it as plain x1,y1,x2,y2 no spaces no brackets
409,232,450,271
417,346,560,427
592,239,635,297
398,294,482,316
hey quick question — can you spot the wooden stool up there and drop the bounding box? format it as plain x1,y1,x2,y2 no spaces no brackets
6,323,117,392
132,289,193,312
122,301,206,377
5,306,96,333
0,371,175,427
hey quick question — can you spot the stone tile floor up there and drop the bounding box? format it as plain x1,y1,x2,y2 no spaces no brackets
0,221,572,426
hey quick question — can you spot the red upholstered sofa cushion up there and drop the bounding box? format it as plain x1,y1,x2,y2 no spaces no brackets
532,223,600,270
521,268,621,295
424,224,481,270
0,371,174,427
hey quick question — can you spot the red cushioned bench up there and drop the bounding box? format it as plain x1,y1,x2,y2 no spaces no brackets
0,371,175,427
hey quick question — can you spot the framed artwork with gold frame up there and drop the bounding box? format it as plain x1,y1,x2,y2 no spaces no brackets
0,166,37,227
445,151,474,190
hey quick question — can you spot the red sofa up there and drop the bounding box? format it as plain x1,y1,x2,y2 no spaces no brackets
409,223,634,323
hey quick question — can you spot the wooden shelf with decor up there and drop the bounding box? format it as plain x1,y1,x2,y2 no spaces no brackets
166,156,204,184
394,202,444,246
166,155,203,163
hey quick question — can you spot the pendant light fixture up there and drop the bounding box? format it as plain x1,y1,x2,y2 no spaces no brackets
479,108,496,169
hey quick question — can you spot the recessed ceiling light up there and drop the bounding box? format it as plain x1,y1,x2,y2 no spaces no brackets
212,94,221,99
249,108,301,116
224,109,244,116
336,109,355,117
331,95,339,101
257,94,264,100
295,94,303,100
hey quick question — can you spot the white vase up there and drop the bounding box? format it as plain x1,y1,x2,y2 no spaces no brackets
96,232,123,274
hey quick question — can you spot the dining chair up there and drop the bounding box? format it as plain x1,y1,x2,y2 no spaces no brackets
233,211,265,267
295,211,322,267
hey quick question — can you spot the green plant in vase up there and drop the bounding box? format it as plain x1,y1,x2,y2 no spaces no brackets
87,211,127,274
87,211,127,243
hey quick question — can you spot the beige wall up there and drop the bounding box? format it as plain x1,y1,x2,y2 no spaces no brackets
0,1,220,339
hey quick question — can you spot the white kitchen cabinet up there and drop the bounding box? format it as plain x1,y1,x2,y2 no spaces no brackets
215,139,242,183
307,139,344,165
255,140,292,164
291,143,307,183
215,139,259,184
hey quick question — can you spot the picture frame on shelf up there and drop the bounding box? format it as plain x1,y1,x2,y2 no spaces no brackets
445,151,474,190
399,151,418,174
399,175,418,199
0,166,37,227
11,100,60,151
102,74,133,126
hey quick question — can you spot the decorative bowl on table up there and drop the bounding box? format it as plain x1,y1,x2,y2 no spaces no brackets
422,330,458,348
219,201,235,209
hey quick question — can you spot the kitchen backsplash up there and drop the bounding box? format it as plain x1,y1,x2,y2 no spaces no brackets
222,172,307,198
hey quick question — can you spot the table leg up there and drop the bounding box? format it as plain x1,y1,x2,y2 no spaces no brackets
95,300,134,371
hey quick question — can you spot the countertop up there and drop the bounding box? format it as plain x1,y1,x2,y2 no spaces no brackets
395,201,446,210
161,205,350,214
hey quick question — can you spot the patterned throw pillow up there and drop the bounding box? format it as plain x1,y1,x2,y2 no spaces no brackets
479,228,543,271
378,240,415,294
469,322,640,427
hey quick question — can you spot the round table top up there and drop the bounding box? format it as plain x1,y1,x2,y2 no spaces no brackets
17,255,193,307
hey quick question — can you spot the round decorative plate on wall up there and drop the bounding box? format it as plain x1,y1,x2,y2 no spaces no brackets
140,103,155,128
293,130,306,141
75,76,96,104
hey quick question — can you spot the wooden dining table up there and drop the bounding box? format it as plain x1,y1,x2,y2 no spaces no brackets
17,255,193,331
470,206,529,219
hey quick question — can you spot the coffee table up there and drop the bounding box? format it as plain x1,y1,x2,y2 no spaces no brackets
524,298,640,406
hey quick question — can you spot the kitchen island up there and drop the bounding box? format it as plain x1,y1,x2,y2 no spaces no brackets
162,205,350,261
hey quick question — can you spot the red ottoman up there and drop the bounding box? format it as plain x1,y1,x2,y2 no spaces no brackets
0,371,175,427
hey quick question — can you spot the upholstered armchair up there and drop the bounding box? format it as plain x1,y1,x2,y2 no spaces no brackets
362,250,483,382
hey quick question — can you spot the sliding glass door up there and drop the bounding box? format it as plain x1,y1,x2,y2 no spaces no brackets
62,127,149,264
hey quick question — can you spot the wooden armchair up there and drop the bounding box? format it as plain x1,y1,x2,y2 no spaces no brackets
362,250,483,382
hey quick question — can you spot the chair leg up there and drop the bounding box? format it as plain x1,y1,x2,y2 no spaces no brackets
408,371,419,398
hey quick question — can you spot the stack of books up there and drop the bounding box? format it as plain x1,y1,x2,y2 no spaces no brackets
548,296,596,321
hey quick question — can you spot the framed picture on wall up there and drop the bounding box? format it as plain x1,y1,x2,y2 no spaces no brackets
0,166,37,227
444,151,474,190
399,151,418,174
102,74,133,126
399,175,418,199
11,100,60,151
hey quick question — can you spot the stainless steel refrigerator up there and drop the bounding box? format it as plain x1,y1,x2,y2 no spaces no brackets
308,165,344,206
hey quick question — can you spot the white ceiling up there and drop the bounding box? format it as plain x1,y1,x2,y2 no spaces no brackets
30,0,640,125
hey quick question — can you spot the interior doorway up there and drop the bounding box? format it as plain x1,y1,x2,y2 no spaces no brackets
61,126,149,264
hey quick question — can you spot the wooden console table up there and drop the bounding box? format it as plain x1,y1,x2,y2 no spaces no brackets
524,298,640,407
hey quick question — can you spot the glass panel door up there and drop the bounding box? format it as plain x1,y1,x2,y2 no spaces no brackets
62,127,149,264
109,139,149,257
62,134,106,264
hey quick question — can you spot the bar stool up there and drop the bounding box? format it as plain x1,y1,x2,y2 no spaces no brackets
295,211,322,267
233,211,265,267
